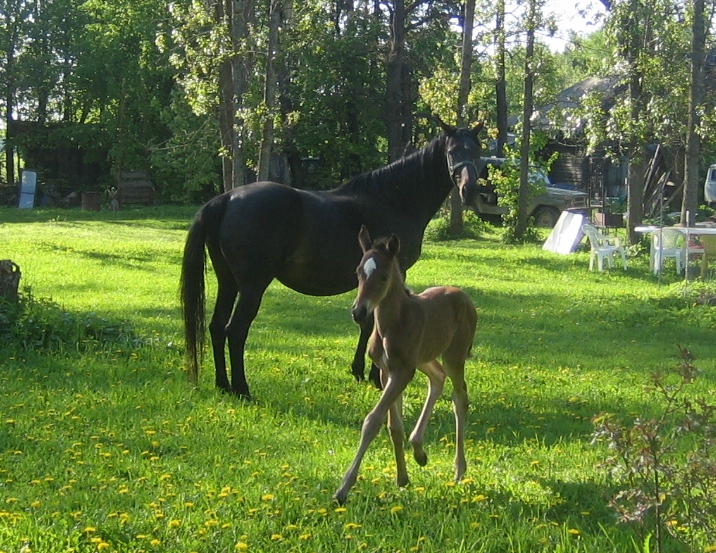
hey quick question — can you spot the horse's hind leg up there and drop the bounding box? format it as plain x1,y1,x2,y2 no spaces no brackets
409,360,446,467
208,267,239,393
224,279,270,399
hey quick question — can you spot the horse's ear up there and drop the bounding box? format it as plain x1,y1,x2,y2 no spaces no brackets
358,225,372,252
435,115,456,137
387,234,400,257
470,121,485,139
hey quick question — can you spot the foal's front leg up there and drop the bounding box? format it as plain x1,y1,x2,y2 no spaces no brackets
333,370,411,505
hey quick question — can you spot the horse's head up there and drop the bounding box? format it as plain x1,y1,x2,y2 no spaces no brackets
351,225,400,325
438,119,484,205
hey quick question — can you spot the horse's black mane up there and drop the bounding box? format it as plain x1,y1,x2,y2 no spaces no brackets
339,134,448,198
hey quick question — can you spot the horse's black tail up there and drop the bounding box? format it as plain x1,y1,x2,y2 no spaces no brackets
180,195,228,385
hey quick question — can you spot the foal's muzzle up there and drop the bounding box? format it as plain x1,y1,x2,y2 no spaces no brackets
351,302,370,325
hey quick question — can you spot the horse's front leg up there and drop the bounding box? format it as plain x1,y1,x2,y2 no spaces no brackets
224,280,270,399
351,314,373,381
334,369,411,504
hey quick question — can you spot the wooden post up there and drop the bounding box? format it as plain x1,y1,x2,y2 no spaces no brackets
0,260,21,304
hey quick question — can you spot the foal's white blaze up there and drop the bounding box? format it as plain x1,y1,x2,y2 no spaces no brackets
362,256,378,279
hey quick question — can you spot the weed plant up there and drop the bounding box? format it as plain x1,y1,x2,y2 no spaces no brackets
0,206,715,552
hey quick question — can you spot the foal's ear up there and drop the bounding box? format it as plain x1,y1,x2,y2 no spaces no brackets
358,225,372,252
387,234,400,257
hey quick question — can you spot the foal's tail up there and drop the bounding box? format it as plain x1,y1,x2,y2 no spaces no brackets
180,194,229,385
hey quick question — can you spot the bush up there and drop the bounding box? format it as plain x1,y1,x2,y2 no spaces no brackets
425,209,488,241
592,346,716,553
0,289,141,353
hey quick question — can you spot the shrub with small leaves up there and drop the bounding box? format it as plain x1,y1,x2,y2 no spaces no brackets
592,346,716,553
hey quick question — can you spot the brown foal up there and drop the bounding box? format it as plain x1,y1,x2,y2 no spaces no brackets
334,225,477,504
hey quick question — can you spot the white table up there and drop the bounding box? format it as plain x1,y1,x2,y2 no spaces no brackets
635,225,716,276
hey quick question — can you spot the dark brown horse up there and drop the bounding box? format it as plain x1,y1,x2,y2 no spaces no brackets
180,121,483,399
333,226,476,504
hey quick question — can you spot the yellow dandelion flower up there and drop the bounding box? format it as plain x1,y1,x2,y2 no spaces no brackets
83,527,97,534
568,528,580,536
285,524,298,531
168,519,181,528
235,543,248,551
261,494,274,501
150,538,161,546
334,507,347,514
97,543,110,551
299,533,311,540
270,534,283,541
472,494,487,502
30,501,40,508
345,522,362,530
91,538,102,544
390,505,403,515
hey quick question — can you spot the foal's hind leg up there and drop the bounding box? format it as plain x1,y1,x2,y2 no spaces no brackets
444,361,469,482
224,280,271,399
409,360,446,467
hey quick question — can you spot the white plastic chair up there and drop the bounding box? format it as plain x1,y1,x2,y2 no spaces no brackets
582,224,627,271
651,228,685,275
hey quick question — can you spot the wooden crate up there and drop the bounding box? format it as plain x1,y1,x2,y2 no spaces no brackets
117,171,158,207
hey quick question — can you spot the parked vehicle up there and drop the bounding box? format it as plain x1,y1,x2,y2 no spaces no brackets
704,164,716,208
469,157,589,228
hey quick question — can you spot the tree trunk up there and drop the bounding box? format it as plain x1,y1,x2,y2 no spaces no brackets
516,0,536,240
450,0,476,235
385,0,407,162
495,0,508,157
682,0,706,227
4,18,19,186
257,0,281,182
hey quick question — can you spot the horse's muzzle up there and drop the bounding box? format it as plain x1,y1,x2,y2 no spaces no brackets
456,165,479,205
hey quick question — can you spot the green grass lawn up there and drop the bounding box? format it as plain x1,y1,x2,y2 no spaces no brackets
0,206,714,552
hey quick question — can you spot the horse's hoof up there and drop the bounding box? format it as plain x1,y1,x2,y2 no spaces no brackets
397,475,409,488
414,450,428,467
351,369,365,382
333,490,348,505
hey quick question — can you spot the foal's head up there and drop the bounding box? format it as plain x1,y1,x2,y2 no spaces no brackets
351,225,401,324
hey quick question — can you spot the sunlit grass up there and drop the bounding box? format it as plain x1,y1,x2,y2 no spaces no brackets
0,206,714,552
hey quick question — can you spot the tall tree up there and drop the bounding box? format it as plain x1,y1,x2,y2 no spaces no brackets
0,0,29,185
257,0,283,181
682,0,708,226
450,0,477,235
516,0,537,240
494,0,508,157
